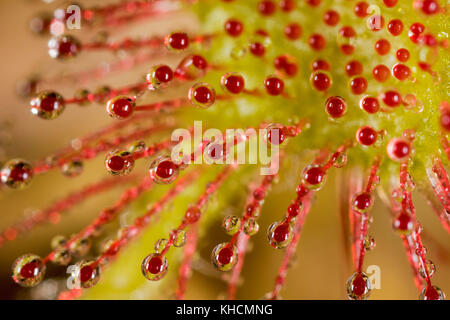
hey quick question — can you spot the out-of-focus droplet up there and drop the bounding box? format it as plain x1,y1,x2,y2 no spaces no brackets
222,216,241,235
61,159,83,177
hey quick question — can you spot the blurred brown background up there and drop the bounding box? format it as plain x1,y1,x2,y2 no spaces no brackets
0,0,448,300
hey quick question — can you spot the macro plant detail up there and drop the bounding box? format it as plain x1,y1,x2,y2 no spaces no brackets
0,0,448,300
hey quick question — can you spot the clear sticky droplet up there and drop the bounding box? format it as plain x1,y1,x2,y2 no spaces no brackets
222,216,241,235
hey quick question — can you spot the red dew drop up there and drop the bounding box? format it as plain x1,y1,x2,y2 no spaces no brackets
360,96,380,114
414,0,440,15
217,247,234,265
156,160,177,179
167,32,189,50
246,203,258,216
185,206,202,224
311,59,330,71
311,72,331,91
258,0,276,16
382,90,402,107
392,64,411,81
174,55,208,80
193,85,214,104
40,96,59,112
224,19,243,37
107,156,125,172
280,0,296,12
306,0,321,6
374,39,391,55
340,26,356,38
308,34,326,51
267,127,286,145
383,0,398,7
372,64,390,82
387,19,403,36
273,223,291,243
154,65,173,83
340,44,355,55
368,15,385,31
108,97,134,119
253,188,266,200
345,60,363,76
350,77,368,95
420,34,438,47
53,36,80,59
192,55,208,69
249,42,266,56
274,55,288,70
393,213,413,232
325,96,346,118
304,166,326,186
353,193,373,211
10,165,33,183
323,10,340,26
353,273,368,297
387,138,411,161
441,111,450,131
222,74,245,94
284,63,298,77
396,48,410,62
284,23,302,40
274,55,298,77
287,203,300,218
264,76,284,96
410,22,425,35
409,23,425,43
20,261,40,279
147,256,164,274
80,265,93,283
423,285,441,300
356,126,378,146
255,29,269,37
354,2,369,18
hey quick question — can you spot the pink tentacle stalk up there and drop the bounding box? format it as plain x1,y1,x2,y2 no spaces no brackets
227,231,249,300
391,161,444,299
140,166,235,284
57,169,200,298
269,191,314,300
267,142,353,299
425,158,450,232
42,175,155,265
226,165,282,299
0,174,137,247
176,226,199,300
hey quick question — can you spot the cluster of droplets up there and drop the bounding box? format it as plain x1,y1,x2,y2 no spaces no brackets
12,232,94,288
346,159,381,300
211,173,278,272
266,144,350,252
142,205,203,280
